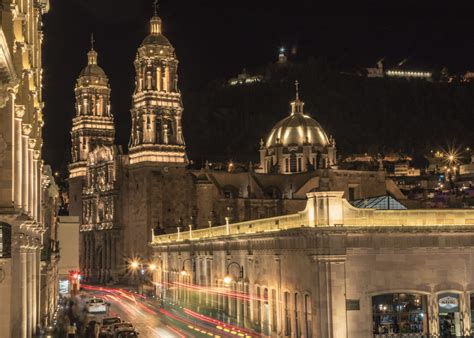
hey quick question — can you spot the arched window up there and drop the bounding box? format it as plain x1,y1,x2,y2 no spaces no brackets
0,222,12,258
284,291,291,336
256,286,262,324
372,293,428,335
271,289,277,332
290,153,297,172
304,294,312,337
295,293,301,337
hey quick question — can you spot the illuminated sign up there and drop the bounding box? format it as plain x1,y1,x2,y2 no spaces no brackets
438,295,459,312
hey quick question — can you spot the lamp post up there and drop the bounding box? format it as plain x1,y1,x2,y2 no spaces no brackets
224,262,245,326
180,258,195,304
128,258,156,295
224,262,244,284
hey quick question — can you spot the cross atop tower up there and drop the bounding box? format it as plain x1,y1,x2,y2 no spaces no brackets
295,80,300,101
153,0,159,16
90,33,95,50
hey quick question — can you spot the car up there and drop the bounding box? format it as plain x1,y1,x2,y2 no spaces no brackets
111,322,134,332
101,317,121,331
85,297,108,313
114,328,139,337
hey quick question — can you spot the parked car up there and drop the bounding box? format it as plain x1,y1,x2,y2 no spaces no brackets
111,322,134,332
85,297,108,313
114,328,139,337
101,316,122,331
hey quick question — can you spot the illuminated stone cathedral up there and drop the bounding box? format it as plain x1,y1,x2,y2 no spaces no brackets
68,11,401,283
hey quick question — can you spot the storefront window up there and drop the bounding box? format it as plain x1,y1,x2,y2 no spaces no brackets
372,293,428,336
439,293,462,336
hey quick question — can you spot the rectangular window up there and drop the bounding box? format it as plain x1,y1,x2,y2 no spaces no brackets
284,292,291,336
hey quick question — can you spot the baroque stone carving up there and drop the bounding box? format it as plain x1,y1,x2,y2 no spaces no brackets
14,104,25,118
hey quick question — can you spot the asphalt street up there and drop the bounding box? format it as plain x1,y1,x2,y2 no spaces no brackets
78,285,261,338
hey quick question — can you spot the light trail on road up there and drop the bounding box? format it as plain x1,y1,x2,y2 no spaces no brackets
80,284,264,337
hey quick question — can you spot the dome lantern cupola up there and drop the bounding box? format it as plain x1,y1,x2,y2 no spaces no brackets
258,81,337,174
290,80,304,115
150,16,162,34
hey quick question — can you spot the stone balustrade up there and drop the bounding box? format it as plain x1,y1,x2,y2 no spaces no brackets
151,191,474,245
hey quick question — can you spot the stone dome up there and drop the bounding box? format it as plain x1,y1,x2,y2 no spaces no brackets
142,33,172,47
77,49,108,85
265,100,329,148
79,64,106,78
141,16,172,47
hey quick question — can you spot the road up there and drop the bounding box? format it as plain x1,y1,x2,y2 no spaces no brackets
78,285,261,338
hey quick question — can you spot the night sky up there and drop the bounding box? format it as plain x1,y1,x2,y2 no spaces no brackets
42,0,474,171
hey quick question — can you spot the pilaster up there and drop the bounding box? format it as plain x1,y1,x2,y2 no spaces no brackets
311,254,347,338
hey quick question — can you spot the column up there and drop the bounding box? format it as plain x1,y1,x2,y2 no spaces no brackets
164,65,169,92
21,124,31,212
314,255,347,338
31,247,37,333
32,153,38,220
462,291,471,336
85,235,90,277
8,90,16,203
36,247,41,332
20,248,28,338
28,140,35,216
428,292,439,336
14,106,24,208
156,65,162,91
33,150,41,222
27,249,33,337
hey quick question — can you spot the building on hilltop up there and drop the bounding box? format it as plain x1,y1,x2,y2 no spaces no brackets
68,11,404,284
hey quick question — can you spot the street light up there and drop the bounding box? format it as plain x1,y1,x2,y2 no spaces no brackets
130,260,140,270
128,258,157,294
181,258,194,276
223,262,245,327
223,261,244,285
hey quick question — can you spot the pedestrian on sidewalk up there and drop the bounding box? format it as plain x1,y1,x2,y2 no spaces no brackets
94,321,101,338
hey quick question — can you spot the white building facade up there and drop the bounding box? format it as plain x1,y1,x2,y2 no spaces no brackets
0,0,54,336
152,191,474,337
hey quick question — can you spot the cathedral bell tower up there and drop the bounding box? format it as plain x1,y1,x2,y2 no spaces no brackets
128,9,187,165
68,39,115,223
69,39,115,178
